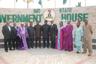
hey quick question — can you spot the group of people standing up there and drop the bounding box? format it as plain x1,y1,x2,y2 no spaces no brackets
2,20,93,56
2,20,57,51
56,20,93,56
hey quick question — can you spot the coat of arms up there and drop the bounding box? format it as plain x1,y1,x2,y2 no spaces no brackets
44,9,55,21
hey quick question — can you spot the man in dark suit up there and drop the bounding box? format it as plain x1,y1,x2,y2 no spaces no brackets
27,22,35,48
2,22,12,52
50,21,57,48
11,22,18,50
34,21,42,48
42,20,50,48
11,22,20,50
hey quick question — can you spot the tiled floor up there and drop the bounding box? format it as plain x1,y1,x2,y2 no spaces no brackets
0,48,96,64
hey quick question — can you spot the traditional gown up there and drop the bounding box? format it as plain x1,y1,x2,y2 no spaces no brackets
18,26,28,50
16,27,23,49
63,24,73,51
74,26,83,52
83,24,93,54
55,26,64,50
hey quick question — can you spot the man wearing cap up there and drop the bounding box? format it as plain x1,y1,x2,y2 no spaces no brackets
83,20,93,56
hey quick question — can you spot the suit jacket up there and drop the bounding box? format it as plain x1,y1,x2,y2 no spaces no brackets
2,25,12,39
27,26,35,38
11,26,17,39
50,24,58,39
34,24,42,38
42,24,50,38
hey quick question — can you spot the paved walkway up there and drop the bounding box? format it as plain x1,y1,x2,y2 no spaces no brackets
0,48,96,64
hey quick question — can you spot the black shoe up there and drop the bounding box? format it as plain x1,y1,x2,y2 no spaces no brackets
28,47,30,49
31,47,33,48
82,52,86,54
88,54,91,56
5,50,8,52
13,48,15,50
76,51,80,53
88,53,92,56
43,46,45,48
39,47,41,48
9,49,12,50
